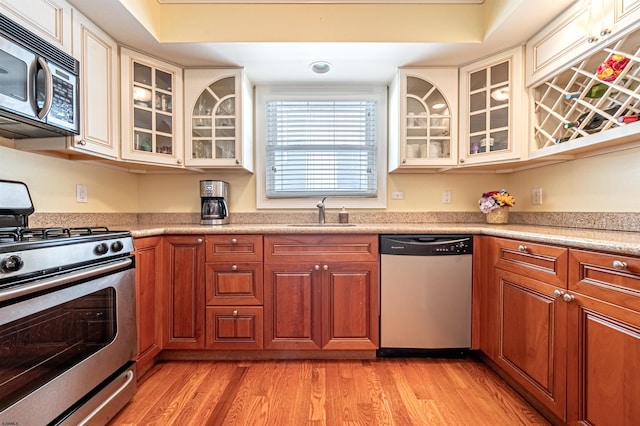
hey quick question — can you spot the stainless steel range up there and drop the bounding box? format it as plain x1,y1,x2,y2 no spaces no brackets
0,180,136,425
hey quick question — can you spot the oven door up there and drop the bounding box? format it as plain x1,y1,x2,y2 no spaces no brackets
0,257,136,425
0,36,36,119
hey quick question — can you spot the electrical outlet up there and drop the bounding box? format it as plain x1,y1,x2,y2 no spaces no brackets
532,187,543,205
442,190,452,204
76,184,88,203
391,191,404,200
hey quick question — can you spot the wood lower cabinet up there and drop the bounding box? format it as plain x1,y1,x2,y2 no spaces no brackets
263,262,322,350
322,262,379,350
495,269,567,420
205,235,264,350
163,235,205,349
566,249,640,425
263,235,379,351
491,237,569,421
134,236,162,376
481,238,640,425
205,306,263,350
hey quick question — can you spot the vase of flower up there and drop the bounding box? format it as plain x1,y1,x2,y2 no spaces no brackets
486,206,509,224
479,189,515,225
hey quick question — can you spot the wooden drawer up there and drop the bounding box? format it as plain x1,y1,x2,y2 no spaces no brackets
205,262,263,306
569,249,640,312
205,235,263,262
493,237,568,287
205,306,263,350
264,234,378,263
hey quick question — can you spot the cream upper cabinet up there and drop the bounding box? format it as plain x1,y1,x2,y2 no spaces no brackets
529,25,640,160
70,9,119,159
0,0,72,53
184,68,254,171
459,46,526,167
388,68,458,172
526,0,640,87
120,48,184,167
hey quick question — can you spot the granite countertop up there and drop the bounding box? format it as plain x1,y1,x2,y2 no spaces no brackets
127,223,640,256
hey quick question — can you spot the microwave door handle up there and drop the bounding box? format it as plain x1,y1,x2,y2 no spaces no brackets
35,56,53,120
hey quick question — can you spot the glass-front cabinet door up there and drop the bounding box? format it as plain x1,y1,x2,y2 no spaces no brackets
120,48,183,167
459,46,525,166
388,68,458,171
184,68,253,171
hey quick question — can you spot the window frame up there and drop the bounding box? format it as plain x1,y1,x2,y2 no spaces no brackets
255,84,388,209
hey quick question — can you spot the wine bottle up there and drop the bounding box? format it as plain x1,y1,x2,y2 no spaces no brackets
564,83,609,100
577,107,627,132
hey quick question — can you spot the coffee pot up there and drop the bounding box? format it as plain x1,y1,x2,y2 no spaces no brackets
200,180,229,225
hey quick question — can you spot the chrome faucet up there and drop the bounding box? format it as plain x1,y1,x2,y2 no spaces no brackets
317,197,327,224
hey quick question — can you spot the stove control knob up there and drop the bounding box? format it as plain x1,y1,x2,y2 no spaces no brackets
111,241,124,252
2,255,24,273
95,243,109,256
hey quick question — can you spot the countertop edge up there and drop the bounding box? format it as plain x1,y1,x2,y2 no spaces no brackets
127,223,640,256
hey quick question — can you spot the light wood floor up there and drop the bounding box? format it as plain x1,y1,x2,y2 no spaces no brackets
109,357,550,426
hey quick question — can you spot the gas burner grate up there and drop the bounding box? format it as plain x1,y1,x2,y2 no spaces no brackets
69,226,111,236
20,227,72,240
0,228,20,242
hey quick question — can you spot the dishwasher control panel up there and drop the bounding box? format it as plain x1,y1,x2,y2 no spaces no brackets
379,235,473,256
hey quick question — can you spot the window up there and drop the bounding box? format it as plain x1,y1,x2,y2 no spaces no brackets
256,86,387,209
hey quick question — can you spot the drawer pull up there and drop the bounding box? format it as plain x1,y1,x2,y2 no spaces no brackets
232,310,238,316
518,245,528,253
231,264,238,271
553,289,563,298
612,260,627,270
231,238,238,244
562,293,575,302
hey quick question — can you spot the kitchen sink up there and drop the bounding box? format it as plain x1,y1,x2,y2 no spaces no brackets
287,223,357,227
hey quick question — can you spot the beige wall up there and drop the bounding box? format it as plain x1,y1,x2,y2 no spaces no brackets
2,144,638,214
507,146,640,212
0,146,139,213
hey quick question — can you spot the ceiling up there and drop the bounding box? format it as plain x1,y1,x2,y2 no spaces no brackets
66,0,576,84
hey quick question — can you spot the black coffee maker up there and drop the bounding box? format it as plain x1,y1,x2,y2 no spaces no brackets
200,180,229,225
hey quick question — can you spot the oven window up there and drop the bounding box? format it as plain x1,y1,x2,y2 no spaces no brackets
0,287,117,411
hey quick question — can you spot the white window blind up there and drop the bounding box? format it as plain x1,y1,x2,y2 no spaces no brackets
265,100,378,198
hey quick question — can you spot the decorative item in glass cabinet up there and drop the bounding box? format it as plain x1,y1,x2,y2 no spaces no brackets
479,189,515,224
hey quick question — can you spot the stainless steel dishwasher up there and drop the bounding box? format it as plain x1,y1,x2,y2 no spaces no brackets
378,234,473,357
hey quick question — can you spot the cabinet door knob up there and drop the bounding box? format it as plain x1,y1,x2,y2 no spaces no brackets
553,289,563,298
177,159,182,164
587,36,599,43
196,238,203,244
612,260,627,270
235,159,240,165
232,310,238,316
562,293,575,302
599,28,611,37
231,264,238,271
314,265,320,270
518,245,528,253
323,264,329,270
231,238,237,244
77,139,87,146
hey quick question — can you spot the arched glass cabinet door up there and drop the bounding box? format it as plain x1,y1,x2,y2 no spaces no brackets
191,76,237,160
405,76,452,161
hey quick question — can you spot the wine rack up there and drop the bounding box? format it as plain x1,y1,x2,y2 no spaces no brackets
532,29,640,152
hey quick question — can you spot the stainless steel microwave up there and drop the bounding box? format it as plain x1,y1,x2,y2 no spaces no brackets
0,13,79,138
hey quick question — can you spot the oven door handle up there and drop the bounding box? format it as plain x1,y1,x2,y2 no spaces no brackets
0,257,133,302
